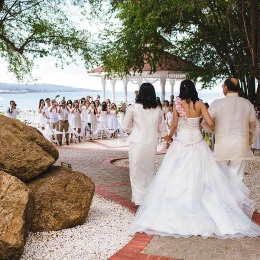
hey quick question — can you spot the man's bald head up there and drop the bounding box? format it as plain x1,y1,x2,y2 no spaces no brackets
230,77,239,86
224,77,240,92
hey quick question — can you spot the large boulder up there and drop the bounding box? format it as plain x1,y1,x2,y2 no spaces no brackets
0,115,59,181
0,171,35,260
26,166,95,232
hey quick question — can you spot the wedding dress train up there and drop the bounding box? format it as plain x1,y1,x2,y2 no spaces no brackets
129,117,260,239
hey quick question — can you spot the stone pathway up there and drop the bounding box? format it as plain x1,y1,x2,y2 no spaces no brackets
56,140,260,260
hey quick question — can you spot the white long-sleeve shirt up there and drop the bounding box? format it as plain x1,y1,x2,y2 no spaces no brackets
202,93,259,160
123,104,167,146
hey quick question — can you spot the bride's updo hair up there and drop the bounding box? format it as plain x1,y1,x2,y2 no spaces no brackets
179,80,201,108
136,83,157,109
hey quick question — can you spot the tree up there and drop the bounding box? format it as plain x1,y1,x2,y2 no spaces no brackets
0,0,4,11
236,0,260,104
0,0,95,81
89,0,260,105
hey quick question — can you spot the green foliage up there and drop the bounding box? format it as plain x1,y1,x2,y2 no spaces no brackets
89,0,260,103
0,0,96,81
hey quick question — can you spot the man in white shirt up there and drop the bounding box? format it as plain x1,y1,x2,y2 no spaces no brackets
57,101,70,145
6,100,19,119
202,77,259,180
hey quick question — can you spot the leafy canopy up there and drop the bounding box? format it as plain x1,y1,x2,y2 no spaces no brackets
0,0,95,81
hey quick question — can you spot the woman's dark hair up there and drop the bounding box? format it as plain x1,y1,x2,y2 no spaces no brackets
224,78,240,92
156,97,163,109
111,103,117,109
164,100,169,106
38,99,44,108
67,99,72,105
179,80,201,108
81,97,86,104
101,101,107,111
136,83,157,109
91,101,97,114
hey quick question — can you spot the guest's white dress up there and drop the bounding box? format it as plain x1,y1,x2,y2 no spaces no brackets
70,109,82,129
89,109,98,139
100,110,108,128
108,110,118,131
129,115,260,238
38,110,45,127
81,105,88,124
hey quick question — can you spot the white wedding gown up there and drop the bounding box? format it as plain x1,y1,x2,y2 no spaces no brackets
129,117,260,239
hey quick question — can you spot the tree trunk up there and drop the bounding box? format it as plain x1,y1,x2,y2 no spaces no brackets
0,0,4,11
240,77,248,99
246,75,256,104
256,81,260,107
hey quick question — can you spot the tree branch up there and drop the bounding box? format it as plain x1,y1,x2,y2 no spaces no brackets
0,34,23,54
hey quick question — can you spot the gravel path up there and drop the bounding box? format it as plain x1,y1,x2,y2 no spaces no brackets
113,151,260,211
21,194,134,260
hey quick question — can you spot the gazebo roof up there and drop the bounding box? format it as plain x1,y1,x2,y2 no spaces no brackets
88,52,192,79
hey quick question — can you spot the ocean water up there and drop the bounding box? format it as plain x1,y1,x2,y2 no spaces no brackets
0,90,224,112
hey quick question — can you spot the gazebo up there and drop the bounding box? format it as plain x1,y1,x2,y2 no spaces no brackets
88,52,191,104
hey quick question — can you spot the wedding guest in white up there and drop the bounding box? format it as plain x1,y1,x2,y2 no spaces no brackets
166,105,173,134
108,103,118,138
96,95,101,102
202,77,259,180
118,102,126,126
169,94,175,106
95,100,102,121
38,99,45,130
129,79,260,239
42,98,51,126
100,101,108,128
48,99,59,128
66,99,73,127
106,98,111,109
57,100,70,145
70,100,82,142
6,100,19,119
87,95,93,102
162,100,170,117
80,100,88,126
123,83,168,206
133,90,138,103
88,101,98,140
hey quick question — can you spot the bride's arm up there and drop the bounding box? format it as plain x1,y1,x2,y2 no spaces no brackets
167,105,178,140
123,104,134,134
201,102,214,132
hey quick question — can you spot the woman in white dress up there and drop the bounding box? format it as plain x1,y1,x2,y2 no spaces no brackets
100,101,108,127
108,103,118,138
70,100,82,142
129,80,260,239
38,99,45,130
80,100,88,126
88,101,98,140
123,83,168,206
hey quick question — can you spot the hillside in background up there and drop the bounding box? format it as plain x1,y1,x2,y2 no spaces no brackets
0,82,99,93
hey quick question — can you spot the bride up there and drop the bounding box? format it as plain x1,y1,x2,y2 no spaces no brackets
129,80,260,239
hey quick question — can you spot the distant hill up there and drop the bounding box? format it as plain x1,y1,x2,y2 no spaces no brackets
0,82,100,93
